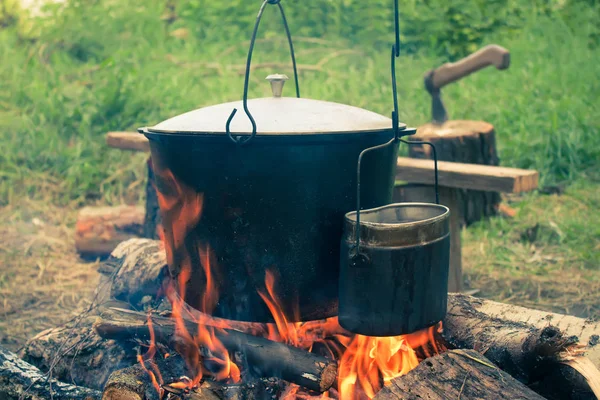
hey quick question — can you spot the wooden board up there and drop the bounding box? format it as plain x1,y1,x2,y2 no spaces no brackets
374,349,545,400
106,131,539,193
106,131,150,152
396,157,538,193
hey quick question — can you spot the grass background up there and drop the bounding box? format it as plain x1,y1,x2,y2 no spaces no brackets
0,0,599,326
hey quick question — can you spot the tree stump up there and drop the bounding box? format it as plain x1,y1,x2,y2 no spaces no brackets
408,120,501,227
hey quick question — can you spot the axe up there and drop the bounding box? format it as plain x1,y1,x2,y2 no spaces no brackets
424,45,511,124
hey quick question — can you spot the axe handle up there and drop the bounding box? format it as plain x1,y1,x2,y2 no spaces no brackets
431,45,510,90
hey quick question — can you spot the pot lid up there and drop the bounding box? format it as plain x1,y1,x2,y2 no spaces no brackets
146,74,405,135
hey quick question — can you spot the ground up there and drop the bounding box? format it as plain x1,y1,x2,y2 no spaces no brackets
0,202,98,352
1,181,598,353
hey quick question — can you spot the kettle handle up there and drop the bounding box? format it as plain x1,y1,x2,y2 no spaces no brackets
225,0,300,146
351,137,440,259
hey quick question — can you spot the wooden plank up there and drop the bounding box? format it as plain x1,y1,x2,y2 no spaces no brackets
396,156,538,193
104,132,539,194
106,131,150,152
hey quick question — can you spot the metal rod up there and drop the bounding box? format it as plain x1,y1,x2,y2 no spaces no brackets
400,139,440,205
353,138,396,253
276,2,300,98
391,45,400,140
394,0,400,57
225,0,300,145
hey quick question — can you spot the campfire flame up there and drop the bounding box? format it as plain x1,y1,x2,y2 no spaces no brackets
144,165,444,399
148,167,241,390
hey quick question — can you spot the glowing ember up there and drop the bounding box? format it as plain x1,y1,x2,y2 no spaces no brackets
142,166,445,399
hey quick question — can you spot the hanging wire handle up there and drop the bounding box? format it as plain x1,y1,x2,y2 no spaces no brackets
225,0,300,146
400,139,440,205
351,0,440,259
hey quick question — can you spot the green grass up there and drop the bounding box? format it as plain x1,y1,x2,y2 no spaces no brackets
1,0,598,206
463,178,600,316
0,0,598,315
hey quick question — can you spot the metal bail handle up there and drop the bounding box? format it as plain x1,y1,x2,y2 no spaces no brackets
350,0,440,260
225,0,300,146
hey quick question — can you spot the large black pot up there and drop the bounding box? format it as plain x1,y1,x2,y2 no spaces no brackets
140,75,409,322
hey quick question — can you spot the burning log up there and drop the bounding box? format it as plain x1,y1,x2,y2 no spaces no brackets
0,344,101,400
374,349,545,400
445,293,600,399
75,205,145,259
102,353,194,400
103,355,283,400
19,319,137,391
93,308,338,393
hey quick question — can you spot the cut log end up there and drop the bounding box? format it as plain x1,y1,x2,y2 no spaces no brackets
415,120,495,139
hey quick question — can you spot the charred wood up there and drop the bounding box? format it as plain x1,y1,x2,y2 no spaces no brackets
445,293,600,399
374,349,545,400
19,318,136,391
102,353,192,400
94,308,338,393
0,344,101,400
75,205,145,259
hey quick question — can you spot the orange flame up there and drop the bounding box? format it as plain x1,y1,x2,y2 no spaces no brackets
257,270,302,346
139,165,241,392
144,165,444,398
254,270,442,399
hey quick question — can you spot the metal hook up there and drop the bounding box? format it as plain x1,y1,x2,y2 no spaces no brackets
225,0,300,146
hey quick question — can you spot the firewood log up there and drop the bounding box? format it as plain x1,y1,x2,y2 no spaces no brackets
75,205,145,258
94,308,338,393
445,293,600,399
98,238,169,308
0,344,101,400
374,349,545,400
19,318,137,391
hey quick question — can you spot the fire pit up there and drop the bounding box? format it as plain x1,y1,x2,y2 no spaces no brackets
2,1,599,400
4,237,600,400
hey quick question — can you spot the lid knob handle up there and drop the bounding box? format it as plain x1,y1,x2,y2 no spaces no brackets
266,74,289,97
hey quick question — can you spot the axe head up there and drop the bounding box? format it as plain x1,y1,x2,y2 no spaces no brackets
424,70,448,125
